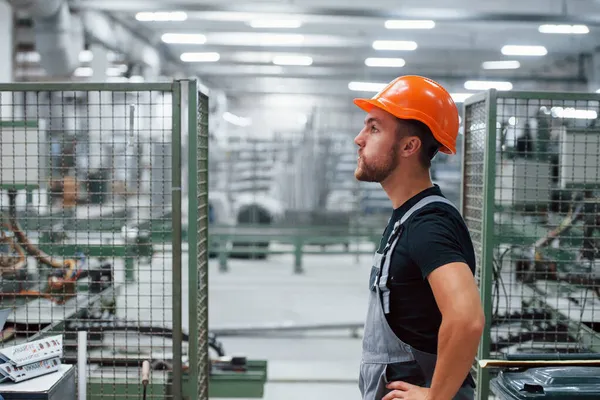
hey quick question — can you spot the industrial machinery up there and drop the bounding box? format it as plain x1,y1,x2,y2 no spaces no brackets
463,90,600,400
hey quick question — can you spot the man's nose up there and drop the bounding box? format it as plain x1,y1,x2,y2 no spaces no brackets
354,129,365,146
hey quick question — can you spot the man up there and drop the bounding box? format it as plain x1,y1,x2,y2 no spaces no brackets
353,75,485,400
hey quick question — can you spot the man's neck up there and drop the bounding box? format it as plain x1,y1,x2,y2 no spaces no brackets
381,167,433,209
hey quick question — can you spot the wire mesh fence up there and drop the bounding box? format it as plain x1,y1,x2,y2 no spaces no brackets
0,81,207,399
463,90,600,399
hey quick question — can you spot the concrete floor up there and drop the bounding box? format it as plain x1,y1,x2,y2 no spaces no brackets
121,249,504,400
206,253,371,400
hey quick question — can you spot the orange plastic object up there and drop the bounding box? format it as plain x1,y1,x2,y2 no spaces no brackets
354,75,460,154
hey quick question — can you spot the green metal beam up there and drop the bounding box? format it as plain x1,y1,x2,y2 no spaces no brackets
0,82,174,92
495,90,600,101
0,120,38,128
187,79,200,400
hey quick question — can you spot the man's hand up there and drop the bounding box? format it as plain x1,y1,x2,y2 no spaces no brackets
382,382,430,400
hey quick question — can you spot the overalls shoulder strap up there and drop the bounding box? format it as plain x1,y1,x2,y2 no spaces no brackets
378,195,457,314
400,195,457,225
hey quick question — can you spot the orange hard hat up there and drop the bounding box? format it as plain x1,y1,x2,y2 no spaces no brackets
353,75,459,154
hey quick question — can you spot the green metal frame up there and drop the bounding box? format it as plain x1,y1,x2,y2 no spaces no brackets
0,120,39,128
187,79,212,400
462,89,497,400
0,80,244,400
463,89,600,400
480,89,498,400
208,225,381,273
86,360,267,399
0,83,174,92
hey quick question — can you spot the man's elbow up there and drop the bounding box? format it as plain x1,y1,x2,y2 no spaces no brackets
470,311,485,337
447,310,485,338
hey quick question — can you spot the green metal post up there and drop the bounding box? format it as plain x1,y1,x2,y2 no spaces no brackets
187,80,200,400
294,237,304,274
172,81,183,400
219,243,228,272
476,89,498,400
198,85,211,400
125,257,134,282
189,79,211,400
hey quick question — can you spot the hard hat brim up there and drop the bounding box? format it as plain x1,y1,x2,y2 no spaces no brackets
353,97,455,155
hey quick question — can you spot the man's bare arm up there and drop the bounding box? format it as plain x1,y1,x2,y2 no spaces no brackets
427,262,484,400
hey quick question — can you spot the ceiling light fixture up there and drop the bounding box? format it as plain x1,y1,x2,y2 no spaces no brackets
78,50,94,63
384,20,435,29
539,24,589,34
464,80,513,91
482,60,520,70
161,33,207,44
551,107,597,119
348,81,387,92
258,33,304,45
180,52,221,62
73,67,93,77
16,51,41,63
136,12,188,22
272,55,313,66
365,57,406,67
372,40,418,51
450,93,475,103
249,19,302,28
501,45,547,56
223,112,252,127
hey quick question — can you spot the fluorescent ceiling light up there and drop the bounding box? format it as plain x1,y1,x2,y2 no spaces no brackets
16,51,41,63
348,81,387,92
223,112,252,127
79,50,93,63
365,57,406,67
385,20,435,29
372,40,418,51
464,80,513,91
136,11,188,22
161,33,206,44
539,24,589,34
180,52,220,62
551,107,597,119
272,55,313,66
105,64,128,76
249,19,302,28
258,33,304,45
482,60,520,70
73,67,93,77
450,93,474,103
501,45,547,56
106,67,122,77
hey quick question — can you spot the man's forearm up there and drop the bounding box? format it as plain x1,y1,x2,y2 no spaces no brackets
427,318,482,400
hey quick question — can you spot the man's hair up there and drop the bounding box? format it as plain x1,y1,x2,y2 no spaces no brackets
396,118,440,169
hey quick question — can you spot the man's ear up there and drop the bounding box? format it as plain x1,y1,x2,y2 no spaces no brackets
400,136,422,157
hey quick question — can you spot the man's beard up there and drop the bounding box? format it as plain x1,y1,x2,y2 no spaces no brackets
354,147,398,183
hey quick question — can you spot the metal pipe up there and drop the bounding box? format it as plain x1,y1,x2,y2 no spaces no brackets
171,80,184,400
78,331,87,400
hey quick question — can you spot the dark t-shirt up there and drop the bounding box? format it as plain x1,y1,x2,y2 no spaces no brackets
377,185,476,354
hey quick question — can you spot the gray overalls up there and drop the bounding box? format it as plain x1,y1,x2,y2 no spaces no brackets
359,195,475,400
